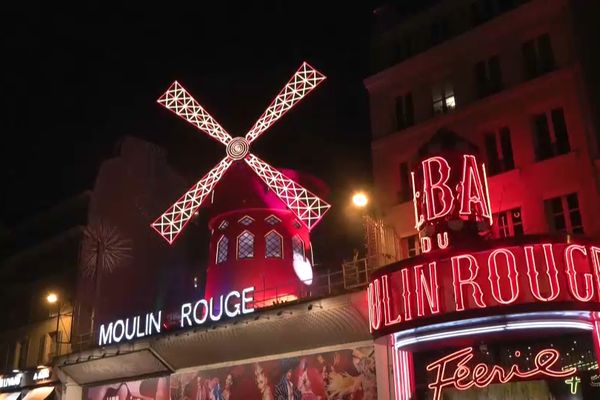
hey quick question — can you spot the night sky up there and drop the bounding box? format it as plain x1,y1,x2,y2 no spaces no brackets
1,1,378,261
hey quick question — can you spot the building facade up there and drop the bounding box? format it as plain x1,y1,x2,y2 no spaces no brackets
365,0,600,399
366,0,600,259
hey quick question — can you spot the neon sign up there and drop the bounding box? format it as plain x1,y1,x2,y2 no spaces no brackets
411,153,492,253
0,374,22,389
99,287,255,346
426,347,576,400
368,241,600,334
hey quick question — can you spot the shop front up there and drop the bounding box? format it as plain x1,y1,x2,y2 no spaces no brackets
0,368,60,400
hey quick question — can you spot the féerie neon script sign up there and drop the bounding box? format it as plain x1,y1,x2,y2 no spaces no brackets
426,347,576,400
99,287,254,346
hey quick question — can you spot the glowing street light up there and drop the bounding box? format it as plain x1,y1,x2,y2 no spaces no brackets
352,192,369,208
46,293,58,304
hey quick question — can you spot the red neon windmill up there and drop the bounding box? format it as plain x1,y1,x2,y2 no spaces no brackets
151,62,331,244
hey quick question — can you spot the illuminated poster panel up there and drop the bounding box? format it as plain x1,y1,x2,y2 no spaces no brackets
170,346,376,400
85,376,169,400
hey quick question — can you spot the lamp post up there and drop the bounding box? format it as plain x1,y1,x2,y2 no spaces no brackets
46,292,61,356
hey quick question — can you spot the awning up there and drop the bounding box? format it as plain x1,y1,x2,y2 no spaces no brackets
0,392,21,400
21,387,54,400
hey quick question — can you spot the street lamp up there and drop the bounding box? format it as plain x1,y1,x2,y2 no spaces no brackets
352,192,369,208
46,293,58,304
45,292,70,355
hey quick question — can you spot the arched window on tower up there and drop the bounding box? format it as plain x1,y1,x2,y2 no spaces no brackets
216,235,228,264
237,231,255,259
292,235,305,260
265,230,283,258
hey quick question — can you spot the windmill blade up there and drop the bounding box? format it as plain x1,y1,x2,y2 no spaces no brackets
158,81,233,146
244,62,326,144
151,156,234,244
245,153,331,230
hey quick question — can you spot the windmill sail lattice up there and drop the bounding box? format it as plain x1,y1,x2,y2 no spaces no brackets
152,62,330,244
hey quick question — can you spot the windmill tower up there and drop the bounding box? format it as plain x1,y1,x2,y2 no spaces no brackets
152,63,331,303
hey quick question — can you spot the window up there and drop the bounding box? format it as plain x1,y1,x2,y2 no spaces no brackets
403,235,420,258
470,0,496,26
397,162,412,203
545,193,584,235
237,231,255,259
238,216,254,226
484,127,514,175
292,235,305,259
430,17,450,45
218,220,229,230
216,235,229,263
265,231,283,258
533,108,570,161
475,56,502,98
522,34,555,79
432,82,456,115
38,334,52,365
16,339,28,369
265,215,281,226
394,92,414,131
493,207,523,238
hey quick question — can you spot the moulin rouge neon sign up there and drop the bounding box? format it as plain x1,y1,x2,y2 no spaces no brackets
368,242,600,333
98,287,255,346
426,347,576,400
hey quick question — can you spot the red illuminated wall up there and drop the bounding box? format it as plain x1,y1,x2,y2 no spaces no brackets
365,0,600,257
202,163,325,304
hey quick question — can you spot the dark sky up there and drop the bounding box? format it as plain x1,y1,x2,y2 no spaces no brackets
1,1,378,259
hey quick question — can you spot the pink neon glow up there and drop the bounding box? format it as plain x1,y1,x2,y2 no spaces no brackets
367,242,600,333
422,156,454,221
414,262,440,317
565,244,595,302
368,279,382,331
411,171,424,230
394,348,414,400
151,63,330,243
382,275,401,326
487,248,519,305
524,244,560,302
451,254,486,311
593,313,600,361
426,347,576,400
436,232,449,249
459,155,491,222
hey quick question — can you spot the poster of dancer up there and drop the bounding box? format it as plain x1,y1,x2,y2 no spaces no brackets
86,376,170,400
170,346,376,400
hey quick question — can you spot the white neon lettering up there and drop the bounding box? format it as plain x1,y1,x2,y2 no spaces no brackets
209,296,224,321
99,322,113,346
181,303,192,327
193,299,209,324
125,317,136,340
225,290,241,318
113,319,125,342
242,287,255,314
